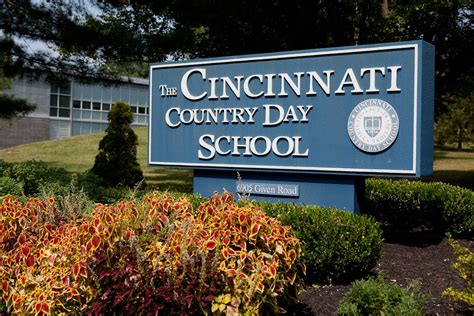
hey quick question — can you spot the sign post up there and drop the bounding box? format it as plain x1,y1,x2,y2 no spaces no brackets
149,41,434,212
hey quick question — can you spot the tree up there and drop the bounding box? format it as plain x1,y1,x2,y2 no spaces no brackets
92,101,144,188
381,0,474,116
0,94,36,121
1,0,472,116
0,38,36,120
435,94,474,150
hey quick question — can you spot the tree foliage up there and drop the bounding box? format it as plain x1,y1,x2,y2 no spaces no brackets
0,0,472,115
0,94,36,121
0,38,36,120
92,101,144,188
435,94,474,149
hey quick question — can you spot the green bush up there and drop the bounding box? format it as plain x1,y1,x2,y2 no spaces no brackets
256,202,383,284
76,170,141,203
365,179,474,237
0,160,71,196
337,274,428,316
0,176,22,196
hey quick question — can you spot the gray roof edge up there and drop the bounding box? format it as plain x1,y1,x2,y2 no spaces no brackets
119,76,149,85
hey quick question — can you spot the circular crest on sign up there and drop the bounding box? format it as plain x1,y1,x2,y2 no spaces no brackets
347,99,399,153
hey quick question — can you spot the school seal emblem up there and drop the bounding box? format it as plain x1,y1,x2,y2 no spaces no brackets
347,99,399,153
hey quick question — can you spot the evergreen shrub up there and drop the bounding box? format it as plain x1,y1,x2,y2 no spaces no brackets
257,201,383,284
91,101,144,188
365,179,474,237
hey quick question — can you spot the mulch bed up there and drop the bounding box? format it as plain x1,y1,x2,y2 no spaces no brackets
294,235,473,315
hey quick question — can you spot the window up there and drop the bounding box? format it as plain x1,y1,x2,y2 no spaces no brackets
69,81,149,129
120,86,130,103
50,80,71,118
138,89,147,106
111,87,120,102
129,89,138,105
59,96,70,108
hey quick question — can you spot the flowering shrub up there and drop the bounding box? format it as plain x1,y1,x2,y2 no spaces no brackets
1,192,303,315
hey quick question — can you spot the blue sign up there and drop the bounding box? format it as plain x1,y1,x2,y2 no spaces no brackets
149,41,434,178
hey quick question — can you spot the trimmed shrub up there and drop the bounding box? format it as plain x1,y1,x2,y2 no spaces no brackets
91,101,144,188
257,202,383,284
365,179,474,237
337,274,428,315
0,192,303,315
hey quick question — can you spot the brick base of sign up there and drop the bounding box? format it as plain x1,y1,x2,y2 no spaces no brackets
193,169,365,213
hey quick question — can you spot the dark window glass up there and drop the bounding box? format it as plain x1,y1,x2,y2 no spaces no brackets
51,82,60,94
102,103,110,111
138,107,146,114
131,106,137,113
93,102,101,110
146,107,149,114
59,81,71,95
50,95,58,107
59,95,70,108
50,108,58,117
58,109,70,117
82,101,91,109
73,100,81,108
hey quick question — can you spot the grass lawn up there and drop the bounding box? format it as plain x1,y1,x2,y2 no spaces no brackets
0,129,472,191
0,127,193,192
423,146,474,189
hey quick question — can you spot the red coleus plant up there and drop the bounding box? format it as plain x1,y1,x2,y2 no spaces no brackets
0,196,95,315
1,192,303,315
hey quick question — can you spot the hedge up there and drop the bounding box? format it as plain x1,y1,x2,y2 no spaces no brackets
365,179,474,237
256,201,383,284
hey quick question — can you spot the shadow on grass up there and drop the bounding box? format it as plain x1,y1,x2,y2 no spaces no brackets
434,145,474,153
144,168,193,193
422,170,474,190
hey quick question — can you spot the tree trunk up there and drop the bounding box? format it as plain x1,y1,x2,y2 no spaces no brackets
457,128,463,150
381,0,389,18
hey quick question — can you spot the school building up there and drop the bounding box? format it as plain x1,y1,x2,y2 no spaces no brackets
0,72,149,148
